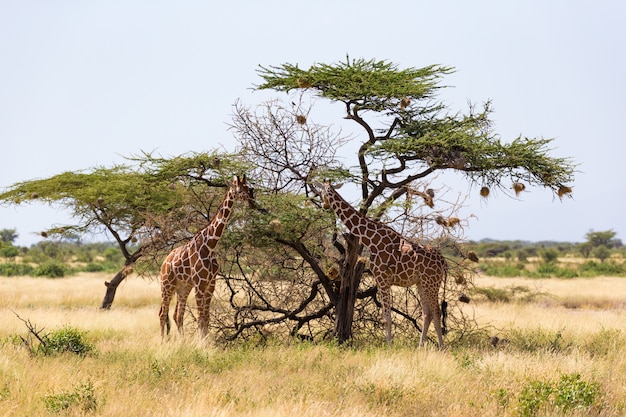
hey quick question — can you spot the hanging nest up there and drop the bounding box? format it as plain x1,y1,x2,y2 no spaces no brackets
466,251,479,262
480,186,490,198
447,217,461,227
296,115,307,124
455,275,467,285
210,157,221,168
407,189,434,208
512,182,525,196
326,266,339,281
557,185,572,198
297,78,312,88
269,219,283,233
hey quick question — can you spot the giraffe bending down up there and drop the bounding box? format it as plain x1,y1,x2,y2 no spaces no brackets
159,175,253,339
319,181,448,348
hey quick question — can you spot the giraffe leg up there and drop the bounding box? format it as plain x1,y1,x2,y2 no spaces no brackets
378,285,393,343
419,303,433,347
159,262,174,339
419,286,444,349
432,303,444,349
195,280,216,339
174,285,192,335
159,291,172,339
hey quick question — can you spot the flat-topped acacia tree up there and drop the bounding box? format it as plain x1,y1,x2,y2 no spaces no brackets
0,152,249,308
235,57,575,343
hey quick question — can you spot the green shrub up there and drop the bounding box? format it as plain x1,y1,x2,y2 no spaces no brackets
539,248,559,263
0,245,19,258
554,267,578,278
39,326,95,356
84,262,105,272
535,262,558,277
0,262,34,276
481,263,526,277
579,260,625,277
78,260,122,273
33,261,67,278
518,379,553,417
554,373,601,412
43,381,98,413
517,373,602,416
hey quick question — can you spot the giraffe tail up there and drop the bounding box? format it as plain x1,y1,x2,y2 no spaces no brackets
441,300,448,335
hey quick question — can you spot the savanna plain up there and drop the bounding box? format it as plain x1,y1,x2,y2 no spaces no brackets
1,273,626,416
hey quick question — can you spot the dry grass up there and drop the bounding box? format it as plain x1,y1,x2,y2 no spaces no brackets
470,276,626,333
1,273,626,416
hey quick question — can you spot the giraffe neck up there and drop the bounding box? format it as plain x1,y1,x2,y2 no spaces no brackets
193,189,236,253
324,186,380,248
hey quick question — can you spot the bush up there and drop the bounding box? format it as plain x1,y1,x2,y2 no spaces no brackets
518,379,553,417
481,263,526,277
517,373,602,416
33,261,67,278
554,373,602,412
535,262,559,277
0,262,34,276
84,262,105,272
43,381,98,413
16,317,96,357
554,267,578,278
579,261,626,277
0,245,19,258
539,248,559,263
39,326,95,356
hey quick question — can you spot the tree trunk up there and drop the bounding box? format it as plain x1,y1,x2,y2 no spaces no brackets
333,234,365,343
100,263,135,309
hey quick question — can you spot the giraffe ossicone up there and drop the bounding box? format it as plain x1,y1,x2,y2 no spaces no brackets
159,175,253,339
319,181,448,348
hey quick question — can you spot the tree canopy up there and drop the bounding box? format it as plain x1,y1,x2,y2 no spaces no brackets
256,57,575,198
0,151,250,307
234,56,577,342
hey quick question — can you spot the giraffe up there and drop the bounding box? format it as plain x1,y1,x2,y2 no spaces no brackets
318,181,448,348
159,175,253,339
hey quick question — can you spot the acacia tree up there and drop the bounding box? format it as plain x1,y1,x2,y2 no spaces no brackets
232,57,575,343
0,152,249,308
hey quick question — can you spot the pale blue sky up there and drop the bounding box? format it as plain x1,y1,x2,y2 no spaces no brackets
1,1,624,246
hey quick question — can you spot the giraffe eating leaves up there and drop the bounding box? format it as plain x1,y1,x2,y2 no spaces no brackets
159,175,253,339
318,181,448,348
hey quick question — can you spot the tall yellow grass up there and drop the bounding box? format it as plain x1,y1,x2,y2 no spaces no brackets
1,273,625,416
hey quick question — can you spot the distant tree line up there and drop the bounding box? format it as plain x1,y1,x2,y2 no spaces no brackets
470,229,625,278
1,227,622,279
0,228,125,277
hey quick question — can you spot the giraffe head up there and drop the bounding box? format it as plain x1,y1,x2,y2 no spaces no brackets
230,175,255,208
314,180,333,209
